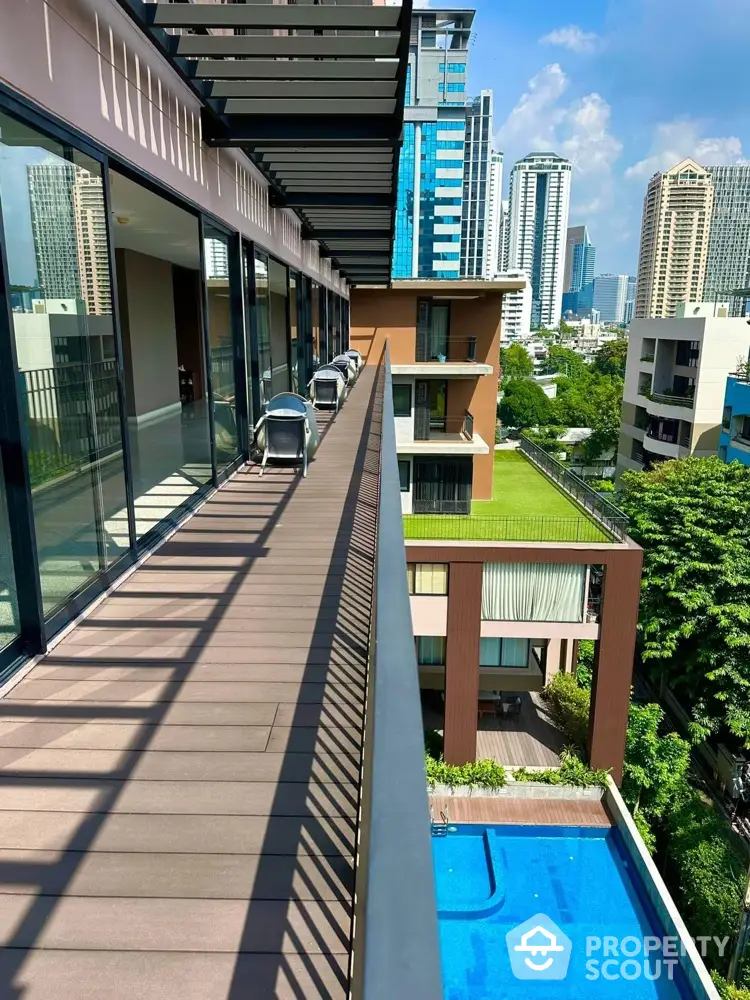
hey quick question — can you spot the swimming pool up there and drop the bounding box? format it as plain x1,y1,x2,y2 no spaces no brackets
433,824,694,999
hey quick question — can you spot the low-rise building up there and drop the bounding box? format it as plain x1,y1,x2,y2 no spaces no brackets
618,312,750,472
719,371,750,465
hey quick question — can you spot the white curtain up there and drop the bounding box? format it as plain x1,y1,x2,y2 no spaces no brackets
481,563,586,622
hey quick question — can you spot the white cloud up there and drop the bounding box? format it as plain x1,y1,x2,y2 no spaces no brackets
625,121,749,178
496,65,622,220
539,25,603,55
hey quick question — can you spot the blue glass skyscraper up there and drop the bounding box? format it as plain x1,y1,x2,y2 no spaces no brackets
391,8,475,279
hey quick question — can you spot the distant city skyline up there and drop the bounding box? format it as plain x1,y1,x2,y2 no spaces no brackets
464,0,750,274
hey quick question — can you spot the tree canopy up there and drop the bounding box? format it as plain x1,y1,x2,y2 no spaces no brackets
541,345,589,379
500,343,534,381
498,378,551,428
618,457,750,743
592,339,629,379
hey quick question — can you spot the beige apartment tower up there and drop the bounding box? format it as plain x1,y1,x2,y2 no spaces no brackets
634,158,714,320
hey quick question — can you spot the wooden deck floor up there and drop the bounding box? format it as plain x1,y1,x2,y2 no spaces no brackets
475,691,566,767
0,368,381,1000
430,794,611,826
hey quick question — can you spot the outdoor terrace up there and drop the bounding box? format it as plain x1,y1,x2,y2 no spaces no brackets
0,357,442,1000
403,441,628,543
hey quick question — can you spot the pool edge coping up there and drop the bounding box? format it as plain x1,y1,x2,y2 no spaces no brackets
605,778,721,1000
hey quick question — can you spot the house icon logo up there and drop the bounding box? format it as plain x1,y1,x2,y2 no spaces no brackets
506,913,572,980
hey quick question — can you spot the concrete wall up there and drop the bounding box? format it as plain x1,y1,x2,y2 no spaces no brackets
116,249,180,420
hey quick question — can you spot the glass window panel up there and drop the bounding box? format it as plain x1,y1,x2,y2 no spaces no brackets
417,635,446,666
110,167,211,541
0,112,131,615
414,563,448,595
268,257,290,398
398,460,411,493
480,637,501,667
502,638,530,667
393,383,412,417
203,225,239,470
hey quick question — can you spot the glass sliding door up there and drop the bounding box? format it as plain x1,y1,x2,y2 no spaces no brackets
203,224,240,470
255,252,272,406
311,281,321,371
241,242,259,428
0,112,130,616
289,270,299,393
109,167,211,541
268,257,290,397
0,454,21,653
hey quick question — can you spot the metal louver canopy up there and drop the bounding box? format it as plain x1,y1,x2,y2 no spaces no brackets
113,0,413,286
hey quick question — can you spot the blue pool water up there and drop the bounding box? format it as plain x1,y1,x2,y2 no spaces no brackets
433,825,694,999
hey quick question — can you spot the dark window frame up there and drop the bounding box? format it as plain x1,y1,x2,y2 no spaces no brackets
393,382,412,417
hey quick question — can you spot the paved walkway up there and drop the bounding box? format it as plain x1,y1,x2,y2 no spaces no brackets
0,367,381,1000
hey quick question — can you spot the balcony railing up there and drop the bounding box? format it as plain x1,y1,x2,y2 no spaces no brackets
640,353,655,363
646,389,695,408
414,411,475,442
412,498,471,515
404,513,615,542
519,435,630,540
415,333,477,363
354,344,443,1000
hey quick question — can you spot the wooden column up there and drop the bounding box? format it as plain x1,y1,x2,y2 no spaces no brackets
443,561,483,765
588,547,643,785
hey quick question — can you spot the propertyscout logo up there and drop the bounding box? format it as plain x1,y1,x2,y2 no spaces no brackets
506,914,730,983
506,914,572,980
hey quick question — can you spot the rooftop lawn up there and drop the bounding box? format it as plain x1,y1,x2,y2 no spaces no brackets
403,449,610,543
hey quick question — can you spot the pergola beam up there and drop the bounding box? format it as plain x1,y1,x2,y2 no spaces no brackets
174,35,399,60
150,3,403,32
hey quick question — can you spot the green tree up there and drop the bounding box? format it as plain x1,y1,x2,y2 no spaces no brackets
542,345,589,379
523,425,566,455
592,338,629,378
582,375,624,462
498,379,551,428
500,343,534,381
621,702,691,823
618,457,750,742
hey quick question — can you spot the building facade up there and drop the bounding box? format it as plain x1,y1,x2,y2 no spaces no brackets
618,312,750,472
718,373,750,465
460,91,495,279
484,150,504,278
593,273,630,325
506,152,572,329
704,165,750,310
392,8,473,279
351,282,643,782
634,158,714,320
563,224,586,292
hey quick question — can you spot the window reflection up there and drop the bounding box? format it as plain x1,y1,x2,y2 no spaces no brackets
0,112,129,615
203,226,239,469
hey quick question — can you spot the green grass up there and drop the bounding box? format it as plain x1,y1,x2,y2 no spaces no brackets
472,450,586,519
403,450,610,542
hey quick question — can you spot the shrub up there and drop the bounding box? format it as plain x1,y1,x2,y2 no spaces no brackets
543,671,590,752
663,790,745,972
425,754,506,789
575,640,595,689
512,752,609,788
712,972,750,999
589,478,616,493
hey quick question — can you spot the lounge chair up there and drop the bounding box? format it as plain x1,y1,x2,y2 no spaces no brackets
253,393,312,478
332,354,357,386
345,349,363,374
309,365,346,411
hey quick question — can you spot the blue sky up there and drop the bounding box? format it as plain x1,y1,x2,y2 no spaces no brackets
441,0,750,274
